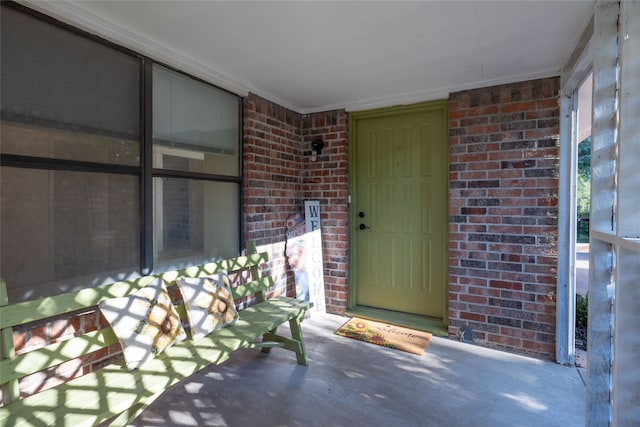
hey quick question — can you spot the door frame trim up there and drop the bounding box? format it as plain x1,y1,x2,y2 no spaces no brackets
347,99,449,328
556,16,593,365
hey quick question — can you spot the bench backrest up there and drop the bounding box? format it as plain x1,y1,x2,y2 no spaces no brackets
0,241,272,406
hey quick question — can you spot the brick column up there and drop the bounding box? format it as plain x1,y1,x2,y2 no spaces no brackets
243,94,303,298
302,110,349,314
243,95,349,313
448,78,560,359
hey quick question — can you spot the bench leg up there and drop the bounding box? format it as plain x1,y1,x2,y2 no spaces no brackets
289,314,309,366
260,314,309,365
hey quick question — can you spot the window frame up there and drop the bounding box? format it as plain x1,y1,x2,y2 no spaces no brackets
147,62,243,273
1,2,243,298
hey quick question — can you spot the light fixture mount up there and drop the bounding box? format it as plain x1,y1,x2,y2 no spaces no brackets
310,138,324,161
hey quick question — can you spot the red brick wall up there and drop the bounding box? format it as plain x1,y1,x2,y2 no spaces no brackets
302,111,349,314
243,94,349,314
243,94,302,299
448,78,560,359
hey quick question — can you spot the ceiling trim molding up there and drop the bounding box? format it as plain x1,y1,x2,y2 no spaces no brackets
18,0,267,100
18,0,565,116
20,0,306,112
313,69,562,115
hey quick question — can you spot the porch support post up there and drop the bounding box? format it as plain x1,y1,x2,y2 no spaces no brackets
556,93,577,366
612,1,640,424
587,1,619,425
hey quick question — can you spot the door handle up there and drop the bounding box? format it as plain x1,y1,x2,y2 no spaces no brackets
359,223,370,230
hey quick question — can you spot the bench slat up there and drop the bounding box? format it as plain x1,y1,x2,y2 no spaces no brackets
0,253,269,330
0,328,119,385
156,252,269,284
230,276,274,300
0,277,275,385
0,276,158,329
0,297,312,427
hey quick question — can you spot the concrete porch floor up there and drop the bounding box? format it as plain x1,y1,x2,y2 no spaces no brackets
131,313,585,427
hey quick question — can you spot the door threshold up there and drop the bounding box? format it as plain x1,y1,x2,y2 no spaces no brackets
345,306,448,337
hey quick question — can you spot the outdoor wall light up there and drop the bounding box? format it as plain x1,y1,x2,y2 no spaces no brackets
310,138,324,161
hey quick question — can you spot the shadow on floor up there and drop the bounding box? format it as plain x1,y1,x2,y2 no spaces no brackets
131,313,585,427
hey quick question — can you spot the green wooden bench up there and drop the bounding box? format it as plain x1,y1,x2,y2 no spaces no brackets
0,241,312,427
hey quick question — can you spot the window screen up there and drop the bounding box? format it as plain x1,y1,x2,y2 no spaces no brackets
0,167,140,300
152,65,241,269
153,178,240,270
153,64,240,176
0,5,142,301
0,5,140,165
0,5,242,301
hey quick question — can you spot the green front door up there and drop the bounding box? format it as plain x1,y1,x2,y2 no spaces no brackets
349,100,448,320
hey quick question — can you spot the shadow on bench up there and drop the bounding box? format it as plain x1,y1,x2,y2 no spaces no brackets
0,241,313,427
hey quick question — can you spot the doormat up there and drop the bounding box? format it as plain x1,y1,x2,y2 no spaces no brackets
335,317,432,355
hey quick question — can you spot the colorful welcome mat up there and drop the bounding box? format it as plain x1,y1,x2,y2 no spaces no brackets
335,317,432,355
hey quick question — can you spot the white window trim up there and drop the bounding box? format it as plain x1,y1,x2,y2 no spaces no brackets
557,13,594,367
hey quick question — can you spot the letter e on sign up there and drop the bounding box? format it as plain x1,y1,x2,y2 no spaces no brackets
305,200,321,232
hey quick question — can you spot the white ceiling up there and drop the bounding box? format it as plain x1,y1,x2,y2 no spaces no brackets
23,0,594,113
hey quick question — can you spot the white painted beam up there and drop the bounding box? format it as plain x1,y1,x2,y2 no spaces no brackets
587,1,620,425
612,1,640,425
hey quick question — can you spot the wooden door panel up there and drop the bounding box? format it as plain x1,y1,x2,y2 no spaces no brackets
354,105,447,318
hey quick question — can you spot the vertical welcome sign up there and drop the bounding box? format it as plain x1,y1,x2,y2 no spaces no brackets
285,201,326,315
304,201,326,314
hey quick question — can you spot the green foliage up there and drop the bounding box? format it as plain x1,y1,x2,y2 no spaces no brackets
577,173,591,218
576,294,588,330
577,136,591,181
577,137,591,219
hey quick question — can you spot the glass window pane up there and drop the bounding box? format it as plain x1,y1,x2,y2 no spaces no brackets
1,166,141,302
1,121,140,165
153,64,239,176
0,6,140,165
153,177,239,271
